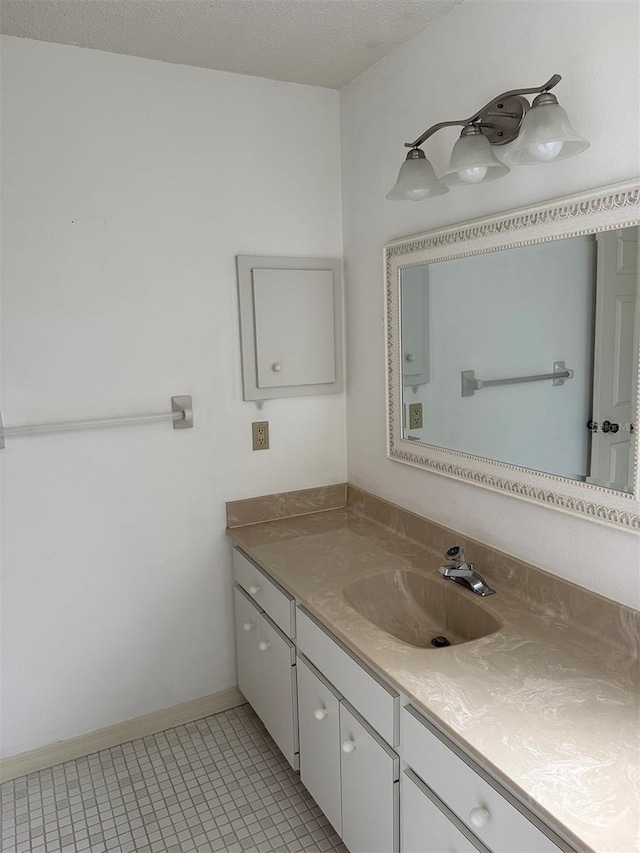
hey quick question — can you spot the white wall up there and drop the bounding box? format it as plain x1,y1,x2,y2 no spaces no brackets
340,0,640,609
1,36,345,757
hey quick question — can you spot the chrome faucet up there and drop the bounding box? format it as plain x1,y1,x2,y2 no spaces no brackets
438,546,495,597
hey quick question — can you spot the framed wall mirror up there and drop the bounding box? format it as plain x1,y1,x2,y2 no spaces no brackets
385,181,640,529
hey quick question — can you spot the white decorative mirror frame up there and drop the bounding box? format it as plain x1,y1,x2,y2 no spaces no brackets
385,180,640,530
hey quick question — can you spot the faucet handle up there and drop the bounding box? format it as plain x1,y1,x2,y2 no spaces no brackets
445,545,466,567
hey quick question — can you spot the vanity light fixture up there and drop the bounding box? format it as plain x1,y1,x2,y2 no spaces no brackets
386,75,589,201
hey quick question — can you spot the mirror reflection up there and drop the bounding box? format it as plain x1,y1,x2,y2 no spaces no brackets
401,227,639,494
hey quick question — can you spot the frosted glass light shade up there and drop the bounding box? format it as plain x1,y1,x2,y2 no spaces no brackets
502,99,590,166
441,132,510,186
386,150,448,200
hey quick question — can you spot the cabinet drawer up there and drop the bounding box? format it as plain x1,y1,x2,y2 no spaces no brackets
402,770,489,853
297,655,342,836
403,706,565,853
340,702,399,853
233,548,295,638
297,606,399,746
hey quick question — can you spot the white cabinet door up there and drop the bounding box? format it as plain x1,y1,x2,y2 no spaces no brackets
234,586,263,718
297,656,342,836
402,771,487,853
340,702,399,853
234,585,298,770
259,614,298,770
252,268,336,388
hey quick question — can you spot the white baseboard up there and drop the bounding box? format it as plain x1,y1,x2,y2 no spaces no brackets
0,686,245,783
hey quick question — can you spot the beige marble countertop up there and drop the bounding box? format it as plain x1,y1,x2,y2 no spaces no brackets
227,501,640,853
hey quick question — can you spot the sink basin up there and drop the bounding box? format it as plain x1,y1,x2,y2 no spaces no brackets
343,570,501,648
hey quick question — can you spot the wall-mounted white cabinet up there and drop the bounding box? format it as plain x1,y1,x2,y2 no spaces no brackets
236,255,343,400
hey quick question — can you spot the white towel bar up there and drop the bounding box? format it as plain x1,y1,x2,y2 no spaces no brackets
0,395,193,448
461,362,573,397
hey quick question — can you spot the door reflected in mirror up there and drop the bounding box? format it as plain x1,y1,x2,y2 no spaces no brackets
401,227,638,494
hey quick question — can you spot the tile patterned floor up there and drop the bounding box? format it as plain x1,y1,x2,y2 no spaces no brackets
1,704,348,853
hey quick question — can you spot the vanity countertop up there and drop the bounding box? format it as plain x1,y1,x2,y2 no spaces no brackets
227,499,639,853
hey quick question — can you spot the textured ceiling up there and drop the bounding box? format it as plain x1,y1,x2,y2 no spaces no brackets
0,0,461,89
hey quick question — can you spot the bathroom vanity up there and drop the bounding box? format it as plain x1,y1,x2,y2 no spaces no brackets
226,485,639,853
226,181,640,853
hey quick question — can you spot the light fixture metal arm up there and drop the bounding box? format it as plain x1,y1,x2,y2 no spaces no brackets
405,119,468,148
404,74,562,148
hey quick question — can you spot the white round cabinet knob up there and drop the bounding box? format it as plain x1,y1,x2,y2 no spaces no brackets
341,740,356,754
313,707,328,721
271,363,283,373
242,622,254,632
405,353,416,363
469,807,490,828
248,584,260,596
258,641,270,652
